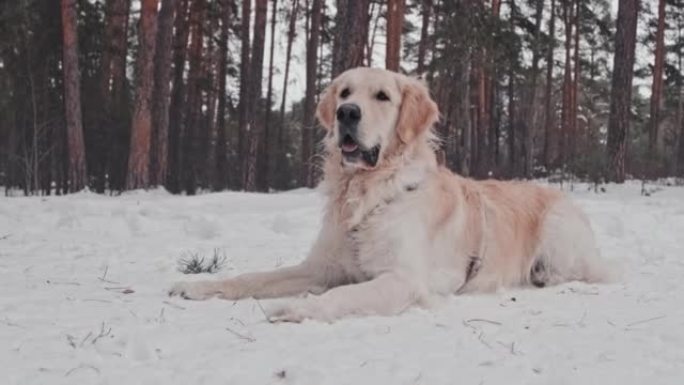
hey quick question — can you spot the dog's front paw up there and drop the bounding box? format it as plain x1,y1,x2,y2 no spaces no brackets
267,300,329,323
168,281,219,300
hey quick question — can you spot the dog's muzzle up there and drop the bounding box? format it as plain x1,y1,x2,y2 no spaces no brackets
336,103,380,167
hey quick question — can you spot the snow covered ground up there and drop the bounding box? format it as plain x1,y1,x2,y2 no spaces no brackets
1,182,683,385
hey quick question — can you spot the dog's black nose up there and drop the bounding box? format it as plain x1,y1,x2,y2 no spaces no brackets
336,103,361,125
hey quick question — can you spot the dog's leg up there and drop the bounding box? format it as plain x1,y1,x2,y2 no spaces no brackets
268,271,423,322
168,261,336,300
170,222,350,301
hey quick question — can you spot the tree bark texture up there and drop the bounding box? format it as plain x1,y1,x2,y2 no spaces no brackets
648,0,666,152
126,0,159,190
301,0,323,187
416,0,432,74
606,0,638,183
332,0,369,77
150,0,178,186
243,0,268,191
386,0,405,71
60,0,87,192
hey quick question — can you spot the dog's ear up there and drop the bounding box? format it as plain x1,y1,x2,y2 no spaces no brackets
316,83,337,131
396,78,439,144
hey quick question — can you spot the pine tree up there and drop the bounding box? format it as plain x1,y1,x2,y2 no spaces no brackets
126,0,159,189
301,0,323,187
243,0,268,191
648,0,666,152
332,0,370,77
182,0,205,193
60,0,87,192
386,0,405,71
167,0,190,193
215,0,233,191
607,0,639,183
97,0,130,192
150,0,178,187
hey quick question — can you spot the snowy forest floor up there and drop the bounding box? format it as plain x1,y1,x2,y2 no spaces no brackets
1,181,683,385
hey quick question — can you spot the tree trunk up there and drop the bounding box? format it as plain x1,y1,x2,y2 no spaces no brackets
167,0,190,193
182,0,204,194
543,0,556,169
570,0,580,163
508,59,516,177
126,0,159,190
487,0,502,176
261,0,278,189
332,0,370,77
679,22,684,176
679,103,684,176
279,0,300,147
150,0,177,187
606,0,638,183
416,0,432,74
461,53,473,176
301,0,323,187
507,0,518,177
215,0,232,191
238,0,252,175
386,0,405,71
243,0,268,191
204,7,220,190
648,0,666,154
366,1,383,67
521,0,544,178
559,0,574,169
97,0,130,192
60,0,87,192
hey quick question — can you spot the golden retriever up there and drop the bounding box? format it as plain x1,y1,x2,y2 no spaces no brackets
169,67,608,322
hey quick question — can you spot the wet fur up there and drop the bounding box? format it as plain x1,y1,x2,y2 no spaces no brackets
169,68,608,322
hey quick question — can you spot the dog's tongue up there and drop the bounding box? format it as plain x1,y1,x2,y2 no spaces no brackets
341,143,359,153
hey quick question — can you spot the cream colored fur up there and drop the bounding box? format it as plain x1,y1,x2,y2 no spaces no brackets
169,68,608,322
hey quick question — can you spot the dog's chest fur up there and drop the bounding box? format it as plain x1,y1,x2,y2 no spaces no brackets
328,172,424,278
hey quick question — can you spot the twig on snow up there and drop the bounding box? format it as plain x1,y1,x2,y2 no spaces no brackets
627,315,666,328
90,322,112,345
229,317,246,326
97,265,120,284
254,299,269,322
225,327,256,342
477,331,492,349
465,318,502,327
79,332,93,346
64,364,100,377
65,334,77,349
104,286,134,294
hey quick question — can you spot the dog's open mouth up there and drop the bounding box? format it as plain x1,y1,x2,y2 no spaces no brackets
341,134,359,154
339,134,380,167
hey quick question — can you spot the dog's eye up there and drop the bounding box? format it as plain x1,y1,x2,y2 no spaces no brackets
340,88,351,98
375,91,390,102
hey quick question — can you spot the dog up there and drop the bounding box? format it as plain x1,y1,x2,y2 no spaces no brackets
169,67,608,322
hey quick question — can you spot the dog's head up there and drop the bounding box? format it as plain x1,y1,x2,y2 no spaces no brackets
317,67,439,171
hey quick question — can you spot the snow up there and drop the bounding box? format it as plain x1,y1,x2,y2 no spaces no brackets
1,182,684,385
